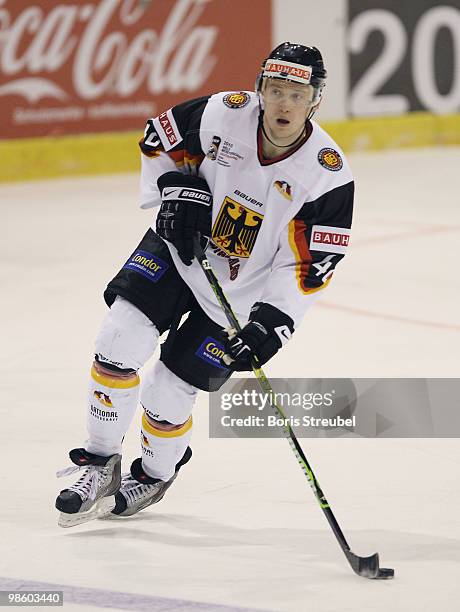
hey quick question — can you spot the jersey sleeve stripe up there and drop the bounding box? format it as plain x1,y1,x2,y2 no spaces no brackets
139,135,162,158
167,150,184,165
288,218,330,295
166,149,204,170
185,151,205,167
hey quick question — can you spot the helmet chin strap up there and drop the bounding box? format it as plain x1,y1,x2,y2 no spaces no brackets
260,113,307,149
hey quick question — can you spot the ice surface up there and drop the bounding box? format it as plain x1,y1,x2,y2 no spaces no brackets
1,147,459,611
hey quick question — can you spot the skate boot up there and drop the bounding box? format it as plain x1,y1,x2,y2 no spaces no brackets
55,448,121,527
108,446,192,517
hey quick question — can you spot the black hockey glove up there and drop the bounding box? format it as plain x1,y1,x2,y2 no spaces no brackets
156,171,212,266
223,302,294,371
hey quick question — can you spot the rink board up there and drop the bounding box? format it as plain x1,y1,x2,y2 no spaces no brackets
1,112,459,183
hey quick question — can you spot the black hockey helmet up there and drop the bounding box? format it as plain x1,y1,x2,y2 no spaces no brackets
257,42,327,107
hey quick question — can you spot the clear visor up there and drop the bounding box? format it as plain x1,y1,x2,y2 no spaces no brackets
261,78,319,108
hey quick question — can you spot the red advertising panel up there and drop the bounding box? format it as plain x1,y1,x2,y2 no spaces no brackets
0,0,271,139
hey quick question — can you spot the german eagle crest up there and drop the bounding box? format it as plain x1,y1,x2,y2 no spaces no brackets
212,197,263,258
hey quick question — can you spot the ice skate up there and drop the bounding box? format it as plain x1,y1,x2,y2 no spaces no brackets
55,448,121,527
106,446,192,518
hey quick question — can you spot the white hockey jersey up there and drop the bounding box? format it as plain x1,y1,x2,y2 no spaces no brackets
139,91,354,330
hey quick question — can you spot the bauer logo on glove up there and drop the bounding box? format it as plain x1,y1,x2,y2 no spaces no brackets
161,187,212,206
156,171,213,266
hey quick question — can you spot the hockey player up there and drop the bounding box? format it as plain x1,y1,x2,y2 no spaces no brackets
55,43,354,527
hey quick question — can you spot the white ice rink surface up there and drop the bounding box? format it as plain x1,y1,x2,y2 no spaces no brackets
1,147,460,611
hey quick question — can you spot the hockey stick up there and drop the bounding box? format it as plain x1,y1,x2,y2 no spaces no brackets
193,236,394,580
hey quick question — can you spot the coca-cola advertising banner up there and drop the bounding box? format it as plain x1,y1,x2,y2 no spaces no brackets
0,0,271,139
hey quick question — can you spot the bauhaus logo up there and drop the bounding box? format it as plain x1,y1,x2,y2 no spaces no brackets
310,226,350,254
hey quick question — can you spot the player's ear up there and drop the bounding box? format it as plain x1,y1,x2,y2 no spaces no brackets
257,77,266,111
308,99,322,120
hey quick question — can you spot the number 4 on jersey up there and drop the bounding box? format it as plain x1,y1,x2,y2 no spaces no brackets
312,254,335,281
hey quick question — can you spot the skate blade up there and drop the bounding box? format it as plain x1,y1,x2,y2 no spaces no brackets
99,512,125,520
58,496,115,528
99,491,169,520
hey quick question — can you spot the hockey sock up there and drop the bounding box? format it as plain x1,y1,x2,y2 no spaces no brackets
140,413,193,481
86,363,140,456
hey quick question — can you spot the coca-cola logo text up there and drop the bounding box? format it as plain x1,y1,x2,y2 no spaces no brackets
0,0,218,102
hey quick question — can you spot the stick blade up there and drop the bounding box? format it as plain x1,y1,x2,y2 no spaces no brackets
345,551,395,580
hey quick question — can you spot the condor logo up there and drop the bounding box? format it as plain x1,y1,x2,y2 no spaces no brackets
195,337,228,370
310,225,350,254
123,249,168,283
